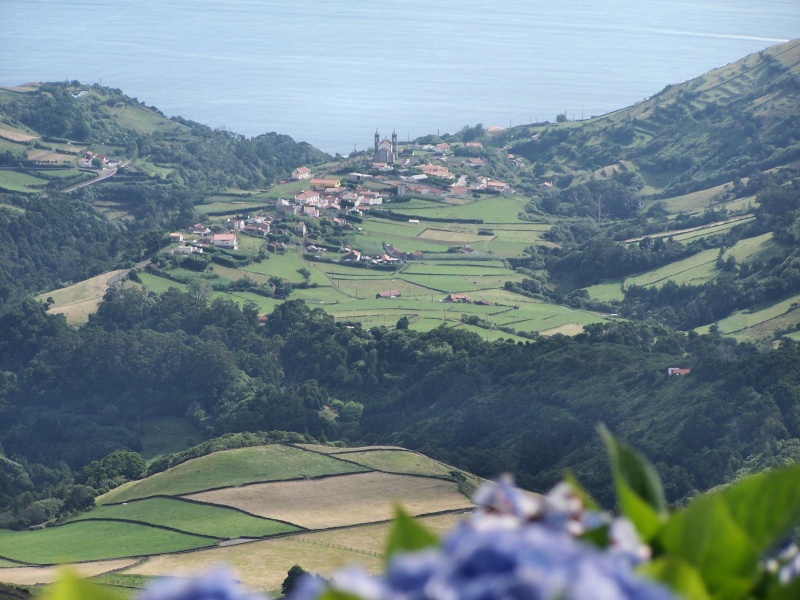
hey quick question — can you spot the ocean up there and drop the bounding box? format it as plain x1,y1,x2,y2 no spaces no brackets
1,0,798,155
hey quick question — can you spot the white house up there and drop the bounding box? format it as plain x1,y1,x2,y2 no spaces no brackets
292,166,312,180
212,233,238,250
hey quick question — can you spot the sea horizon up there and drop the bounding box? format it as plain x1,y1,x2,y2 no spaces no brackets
1,0,798,155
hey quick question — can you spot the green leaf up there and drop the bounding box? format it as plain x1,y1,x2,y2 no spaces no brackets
655,463,800,600
318,590,364,600
599,424,667,539
39,570,124,600
638,556,712,600
384,504,440,564
764,575,800,600
656,494,758,600
716,463,800,553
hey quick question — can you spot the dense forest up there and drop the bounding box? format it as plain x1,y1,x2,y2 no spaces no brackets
2,292,799,528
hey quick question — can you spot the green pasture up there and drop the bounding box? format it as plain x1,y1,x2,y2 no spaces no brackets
402,264,517,277
136,161,173,178
196,201,270,215
485,238,541,256
236,235,266,254
627,248,720,288
717,195,757,214
360,219,427,237
383,195,528,223
90,573,151,594
137,272,187,294
657,183,731,215
103,103,180,135
455,323,530,342
0,559,21,567
0,137,25,154
98,445,369,504
290,286,351,304
326,450,457,478
626,232,771,290
260,180,309,199
139,417,202,462
727,232,776,263
27,168,81,179
696,293,800,343
355,228,453,253
72,497,299,539
583,281,625,302
0,170,48,193
401,272,524,294
493,302,609,333
243,251,328,284
210,264,271,285
219,291,284,314
671,217,753,242
0,520,214,564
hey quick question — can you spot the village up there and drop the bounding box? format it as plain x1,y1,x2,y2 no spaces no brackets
162,129,527,303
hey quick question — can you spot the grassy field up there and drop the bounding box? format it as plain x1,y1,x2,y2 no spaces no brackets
325,449,461,478
98,445,369,504
384,195,529,223
0,559,139,586
72,497,300,539
695,293,800,342
0,170,48,193
0,442,488,590
185,471,472,529
124,512,466,594
0,521,215,564
138,272,187,294
37,270,127,325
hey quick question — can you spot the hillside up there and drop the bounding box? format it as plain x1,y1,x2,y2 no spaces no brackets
0,40,799,562
0,443,479,595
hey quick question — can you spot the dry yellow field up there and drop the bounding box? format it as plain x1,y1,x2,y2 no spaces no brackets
128,535,380,594
0,124,35,142
185,472,473,529
540,323,585,336
38,270,127,325
0,558,138,585
124,513,465,594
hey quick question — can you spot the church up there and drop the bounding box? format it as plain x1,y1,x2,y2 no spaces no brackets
373,130,398,164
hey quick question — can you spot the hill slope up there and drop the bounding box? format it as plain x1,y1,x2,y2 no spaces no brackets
0,443,479,594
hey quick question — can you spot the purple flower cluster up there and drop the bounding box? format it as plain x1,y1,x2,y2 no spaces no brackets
136,568,267,600
290,477,675,600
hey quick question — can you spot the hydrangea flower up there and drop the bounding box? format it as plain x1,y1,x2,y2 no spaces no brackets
136,568,267,600
290,477,676,600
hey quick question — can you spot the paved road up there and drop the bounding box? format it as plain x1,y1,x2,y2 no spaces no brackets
62,161,130,193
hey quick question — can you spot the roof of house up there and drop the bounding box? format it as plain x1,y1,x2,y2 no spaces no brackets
376,289,401,298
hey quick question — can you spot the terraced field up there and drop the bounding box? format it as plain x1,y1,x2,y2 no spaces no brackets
0,444,481,595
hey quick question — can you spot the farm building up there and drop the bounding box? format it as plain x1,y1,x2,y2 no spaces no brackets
376,290,402,299
667,368,692,377
445,293,471,303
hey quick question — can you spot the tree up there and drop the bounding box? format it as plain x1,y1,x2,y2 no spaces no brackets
396,316,410,330
281,565,308,596
91,157,103,169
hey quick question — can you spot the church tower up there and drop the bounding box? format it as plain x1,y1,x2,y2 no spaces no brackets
375,130,380,153
391,130,397,156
